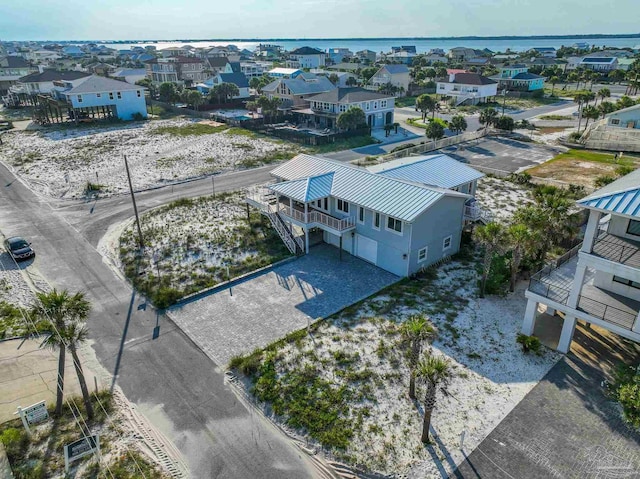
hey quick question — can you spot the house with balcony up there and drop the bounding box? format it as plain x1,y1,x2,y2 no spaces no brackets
491,64,545,92
356,50,377,64
262,74,335,108
287,47,326,69
523,170,640,353
299,87,394,129
437,72,498,105
246,154,472,276
530,47,557,58
327,48,353,64
579,57,618,72
144,57,207,86
52,75,147,121
197,72,250,98
0,56,38,95
368,64,410,96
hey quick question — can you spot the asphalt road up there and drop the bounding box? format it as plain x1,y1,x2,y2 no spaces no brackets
0,162,320,478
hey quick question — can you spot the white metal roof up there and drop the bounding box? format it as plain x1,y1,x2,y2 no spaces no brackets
269,154,468,222
270,173,334,202
367,154,484,189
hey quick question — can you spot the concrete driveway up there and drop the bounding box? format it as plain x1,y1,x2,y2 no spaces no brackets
168,244,400,365
442,137,562,174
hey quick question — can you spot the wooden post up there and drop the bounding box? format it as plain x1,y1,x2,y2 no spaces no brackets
246,203,251,223
339,235,343,261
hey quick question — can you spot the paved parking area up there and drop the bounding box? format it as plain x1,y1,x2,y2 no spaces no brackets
167,244,400,365
442,137,562,174
455,322,640,479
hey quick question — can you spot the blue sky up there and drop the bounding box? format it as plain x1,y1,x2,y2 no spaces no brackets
2,0,639,41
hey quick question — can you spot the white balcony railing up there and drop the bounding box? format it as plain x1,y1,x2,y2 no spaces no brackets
278,204,355,231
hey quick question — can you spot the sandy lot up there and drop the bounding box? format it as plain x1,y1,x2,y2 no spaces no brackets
0,119,293,198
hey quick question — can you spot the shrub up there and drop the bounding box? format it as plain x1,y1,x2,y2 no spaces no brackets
530,89,544,98
0,427,29,463
132,112,145,121
567,132,582,142
609,363,640,428
482,254,510,296
150,287,182,309
594,175,616,187
615,165,635,177
516,333,542,354
495,115,515,131
509,171,532,185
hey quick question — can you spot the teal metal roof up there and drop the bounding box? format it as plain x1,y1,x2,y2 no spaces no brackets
268,154,468,222
578,168,640,217
368,154,484,189
269,173,334,202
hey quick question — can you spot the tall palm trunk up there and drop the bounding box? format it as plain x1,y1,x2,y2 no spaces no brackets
421,382,437,443
409,340,420,399
70,345,94,419
510,249,522,292
480,250,493,298
56,344,66,416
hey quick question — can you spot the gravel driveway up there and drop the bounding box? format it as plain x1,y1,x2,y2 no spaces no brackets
167,244,400,365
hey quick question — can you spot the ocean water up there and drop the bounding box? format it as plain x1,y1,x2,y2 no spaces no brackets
102,37,640,53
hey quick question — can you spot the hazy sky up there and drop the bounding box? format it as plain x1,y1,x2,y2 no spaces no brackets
2,0,639,41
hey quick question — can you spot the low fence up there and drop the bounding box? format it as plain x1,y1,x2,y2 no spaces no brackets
257,125,371,146
379,129,487,162
148,100,212,119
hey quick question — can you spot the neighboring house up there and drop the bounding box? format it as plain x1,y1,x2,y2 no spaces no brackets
579,57,619,72
256,43,284,59
53,75,147,120
523,170,640,352
356,50,377,63
436,72,498,105
392,46,417,54
24,50,61,62
491,64,545,91
240,62,267,78
531,47,557,58
301,87,395,129
368,64,410,95
326,63,362,73
145,57,207,85
262,74,335,108
384,50,416,65
572,42,590,50
311,70,358,87
198,72,250,98
206,57,234,76
605,104,640,129
447,47,480,63
327,48,353,64
565,56,583,71
617,58,636,72
111,68,146,84
158,46,192,58
423,53,448,64
12,70,90,95
288,46,326,69
0,56,38,95
464,57,491,68
61,46,85,58
268,67,303,78
246,154,472,276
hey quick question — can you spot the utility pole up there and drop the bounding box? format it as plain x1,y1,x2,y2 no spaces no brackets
124,155,144,249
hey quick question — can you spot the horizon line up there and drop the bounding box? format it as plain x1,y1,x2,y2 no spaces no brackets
5,33,640,43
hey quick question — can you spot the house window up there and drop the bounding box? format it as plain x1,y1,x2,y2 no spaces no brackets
443,235,452,250
373,101,378,109
365,102,370,110
418,247,428,263
611,119,620,125
109,92,114,100
136,90,141,97
381,100,387,108
77,95,82,103
117,92,122,99
627,220,640,237
613,276,640,289
358,207,365,224
386,216,402,233
96,93,101,98
337,199,349,213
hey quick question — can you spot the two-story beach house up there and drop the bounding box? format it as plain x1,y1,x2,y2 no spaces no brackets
262,74,336,108
0,56,38,96
287,47,326,69
297,87,395,129
145,57,207,85
246,154,484,277
368,65,410,96
52,75,147,121
437,72,498,105
11,70,90,95
490,64,545,92
523,170,640,352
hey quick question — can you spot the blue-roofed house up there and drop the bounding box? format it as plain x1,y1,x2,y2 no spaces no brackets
491,64,545,91
368,64,411,96
261,74,336,108
197,72,250,98
246,154,484,276
523,168,640,353
579,57,618,72
61,46,85,58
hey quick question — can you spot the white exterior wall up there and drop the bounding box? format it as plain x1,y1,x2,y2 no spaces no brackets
69,89,147,120
436,81,498,100
291,54,326,69
371,70,410,93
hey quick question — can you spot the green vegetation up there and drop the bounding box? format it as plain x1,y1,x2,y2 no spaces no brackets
307,135,377,154
608,363,640,428
119,193,291,309
152,123,229,136
0,392,168,478
516,333,542,354
0,300,50,339
551,149,636,165
237,149,297,168
538,115,574,121
146,104,181,120
394,96,419,108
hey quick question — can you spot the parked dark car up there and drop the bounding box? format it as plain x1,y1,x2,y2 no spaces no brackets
3,236,35,261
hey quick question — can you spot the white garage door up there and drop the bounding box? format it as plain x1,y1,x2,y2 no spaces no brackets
356,234,377,265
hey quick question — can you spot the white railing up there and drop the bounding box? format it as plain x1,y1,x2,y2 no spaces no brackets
246,186,274,211
266,210,297,254
278,204,309,223
277,204,356,231
464,205,493,223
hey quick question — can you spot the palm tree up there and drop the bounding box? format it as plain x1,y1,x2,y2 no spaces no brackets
449,115,467,134
63,322,94,420
416,94,435,121
424,121,445,143
573,92,587,131
479,107,498,131
417,354,452,443
401,315,437,399
596,87,610,106
582,105,600,132
34,289,91,416
506,224,539,292
598,101,616,118
549,76,559,96
473,222,506,298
